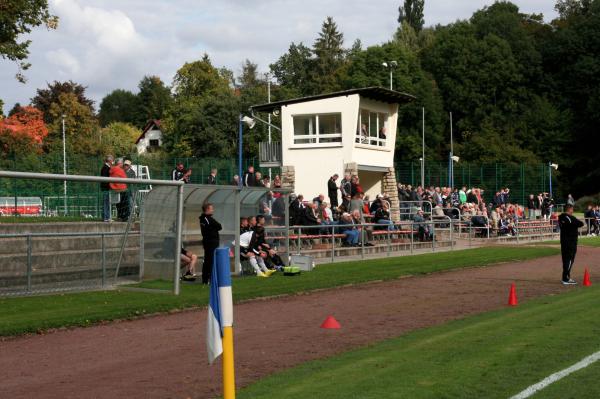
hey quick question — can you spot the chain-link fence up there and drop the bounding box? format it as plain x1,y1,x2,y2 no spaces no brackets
395,161,561,206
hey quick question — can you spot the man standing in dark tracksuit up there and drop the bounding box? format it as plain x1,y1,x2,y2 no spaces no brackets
199,203,222,285
559,204,584,285
328,174,339,208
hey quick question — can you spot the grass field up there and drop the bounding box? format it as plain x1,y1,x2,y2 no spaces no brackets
239,285,600,399
542,236,600,247
0,246,558,337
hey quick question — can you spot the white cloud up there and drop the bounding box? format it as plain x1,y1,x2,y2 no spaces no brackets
0,0,558,112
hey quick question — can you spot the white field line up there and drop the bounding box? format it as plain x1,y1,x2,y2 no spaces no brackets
509,349,600,399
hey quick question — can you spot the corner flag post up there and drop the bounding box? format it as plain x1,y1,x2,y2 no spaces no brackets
213,247,235,398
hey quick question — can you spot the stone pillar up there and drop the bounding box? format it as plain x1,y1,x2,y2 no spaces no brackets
281,165,295,191
382,167,400,222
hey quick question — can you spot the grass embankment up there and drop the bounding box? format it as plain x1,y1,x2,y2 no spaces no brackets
239,285,600,399
0,246,558,337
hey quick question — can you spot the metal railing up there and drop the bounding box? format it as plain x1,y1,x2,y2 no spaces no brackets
398,200,433,220
270,217,455,263
0,231,140,297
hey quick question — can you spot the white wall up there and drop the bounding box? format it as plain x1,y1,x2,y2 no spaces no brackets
136,128,163,154
280,94,398,199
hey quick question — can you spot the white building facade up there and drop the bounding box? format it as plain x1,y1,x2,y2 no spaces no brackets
136,120,163,154
251,87,414,218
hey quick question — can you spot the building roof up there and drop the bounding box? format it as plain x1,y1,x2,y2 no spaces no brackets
135,119,161,144
250,86,416,113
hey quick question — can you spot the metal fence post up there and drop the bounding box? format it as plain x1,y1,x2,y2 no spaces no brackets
173,184,184,295
361,224,365,259
26,235,32,292
410,221,414,254
387,224,391,257
330,225,335,263
297,227,301,255
101,233,106,287
469,224,472,247
450,219,454,250
432,221,436,252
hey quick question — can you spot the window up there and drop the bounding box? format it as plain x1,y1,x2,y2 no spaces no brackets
356,109,388,147
293,113,342,145
149,139,160,147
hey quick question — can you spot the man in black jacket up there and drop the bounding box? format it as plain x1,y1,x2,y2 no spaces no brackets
328,174,339,208
199,203,222,284
206,168,217,184
243,166,256,187
100,155,113,222
559,204,584,285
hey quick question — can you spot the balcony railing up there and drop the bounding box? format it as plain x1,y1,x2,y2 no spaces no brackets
259,142,282,167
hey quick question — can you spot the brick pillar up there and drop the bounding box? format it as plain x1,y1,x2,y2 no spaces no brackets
281,165,295,191
383,167,400,222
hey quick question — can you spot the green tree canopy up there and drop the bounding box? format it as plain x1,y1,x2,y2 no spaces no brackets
136,75,172,124
398,0,425,32
98,89,140,127
0,0,58,82
31,80,95,123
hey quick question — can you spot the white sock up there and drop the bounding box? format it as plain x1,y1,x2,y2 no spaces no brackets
249,257,262,274
257,257,269,273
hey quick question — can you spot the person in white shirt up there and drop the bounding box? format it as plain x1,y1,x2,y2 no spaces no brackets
239,227,274,277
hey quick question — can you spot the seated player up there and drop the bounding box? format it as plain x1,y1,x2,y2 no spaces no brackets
239,226,275,277
181,247,198,281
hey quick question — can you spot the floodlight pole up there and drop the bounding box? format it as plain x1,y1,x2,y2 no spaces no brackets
421,107,425,188
62,115,67,216
238,115,243,188
267,74,272,179
449,112,454,188
548,162,553,198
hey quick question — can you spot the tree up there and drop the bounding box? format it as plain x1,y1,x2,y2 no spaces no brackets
8,103,22,116
99,122,141,156
172,55,231,99
31,81,95,123
312,16,345,93
98,89,140,127
269,42,314,97
0,106,48,155
238,59,261,88
0,99,4,117
0,0,58,82
136,75,172,125
398,0,425,32
46,92,101,155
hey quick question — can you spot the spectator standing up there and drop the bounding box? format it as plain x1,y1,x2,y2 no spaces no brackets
459,187,467,204
328,174,339,208
199,203,222,284
254,171,264,187
243,166,256,187
527,194,536,220
567,194,575,207
231,175,240,186
558,204,584,285
206,168,217,185
123,160,136,218
100,155,114,222
172,163,191,183
109,159,128,221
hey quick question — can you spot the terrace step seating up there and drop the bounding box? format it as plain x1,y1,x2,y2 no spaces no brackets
0,222,140,294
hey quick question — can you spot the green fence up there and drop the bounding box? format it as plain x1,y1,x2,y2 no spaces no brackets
395,161,560,206
0,153,558,215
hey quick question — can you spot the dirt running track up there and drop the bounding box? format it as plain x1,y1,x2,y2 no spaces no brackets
1,247,599,399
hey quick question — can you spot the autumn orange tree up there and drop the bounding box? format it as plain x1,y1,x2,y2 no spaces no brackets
0,106,48,155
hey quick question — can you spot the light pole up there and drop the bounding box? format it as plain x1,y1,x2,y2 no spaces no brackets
382,61,398,90
62,114,67,216
265,72,272,179
449,111,454,188
421,107,425,188
549,162,558,198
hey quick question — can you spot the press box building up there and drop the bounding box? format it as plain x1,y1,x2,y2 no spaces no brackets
251,87,414,220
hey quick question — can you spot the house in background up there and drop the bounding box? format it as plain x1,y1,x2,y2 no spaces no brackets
250,87,415,221
136,120,163,154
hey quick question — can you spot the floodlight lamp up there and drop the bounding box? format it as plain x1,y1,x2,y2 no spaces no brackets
452,156,460,162
241,116,256,129
382,62,388,68
550,163,558,170
390,61,398,67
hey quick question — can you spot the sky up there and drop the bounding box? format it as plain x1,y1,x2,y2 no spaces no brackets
0,0,558,112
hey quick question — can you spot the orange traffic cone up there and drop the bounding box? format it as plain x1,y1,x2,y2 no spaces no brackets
320,315,341,329
508,283,518,306
583,269,592,287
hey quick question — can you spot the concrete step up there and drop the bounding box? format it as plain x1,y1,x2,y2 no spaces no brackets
0,234,139,255
291,240,454,260
0,265,140,290
0,222,139,235
0,247,139,274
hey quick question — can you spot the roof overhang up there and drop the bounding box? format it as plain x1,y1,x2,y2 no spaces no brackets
357,165,389,173
250,86,416,114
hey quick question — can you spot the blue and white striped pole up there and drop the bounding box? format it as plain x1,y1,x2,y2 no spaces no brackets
206,247,235,398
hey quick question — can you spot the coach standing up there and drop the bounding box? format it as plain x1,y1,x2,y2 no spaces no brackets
200,203,222,285
558,204,584,285
327,174,339,208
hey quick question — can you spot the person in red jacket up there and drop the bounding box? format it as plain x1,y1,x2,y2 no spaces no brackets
109,159,129,221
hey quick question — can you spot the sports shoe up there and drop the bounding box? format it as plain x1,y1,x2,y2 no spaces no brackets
257,271,269,278
561,279,577,285
265,269,276,276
